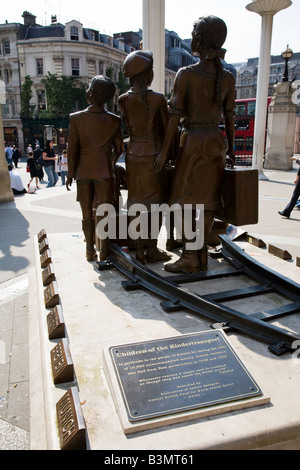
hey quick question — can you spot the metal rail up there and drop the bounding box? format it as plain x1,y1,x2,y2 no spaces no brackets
97,237,300,356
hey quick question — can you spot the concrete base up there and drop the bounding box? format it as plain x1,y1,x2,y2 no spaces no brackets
0,169,14,203
29,231,300,450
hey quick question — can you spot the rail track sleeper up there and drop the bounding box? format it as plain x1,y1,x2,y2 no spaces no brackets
250,302,300,321
163,267,244,284
201,284,274,302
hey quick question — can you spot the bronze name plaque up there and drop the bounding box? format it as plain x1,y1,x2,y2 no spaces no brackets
44,281,59,309
56,387,86,450
42,263,56,286
51,338,74,384
109,331,262,422
40,249,52,269
47,305,65,339
37,228,47,243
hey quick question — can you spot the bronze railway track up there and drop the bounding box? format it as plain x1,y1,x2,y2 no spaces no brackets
97,235,300,356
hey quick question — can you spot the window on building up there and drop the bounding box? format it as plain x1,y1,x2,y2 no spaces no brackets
4,67,12,84
37,90,46,110
234,137,244,152
71,58,80,76
2,103,10,115
247,102,256,116
70,26,79,41
36,58,44,76
245,136,253,152
3,40,10,55
99,61,104,74
236,103,246,116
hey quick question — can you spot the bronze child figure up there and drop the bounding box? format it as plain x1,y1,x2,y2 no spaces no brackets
154,15,236,272
119,50,171,264
66,75,123,261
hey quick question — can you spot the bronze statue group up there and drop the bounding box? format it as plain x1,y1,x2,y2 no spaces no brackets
66,15,236,274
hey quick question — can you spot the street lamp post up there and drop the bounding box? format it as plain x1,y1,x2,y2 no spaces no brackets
281,45,293,82
246,0,292,179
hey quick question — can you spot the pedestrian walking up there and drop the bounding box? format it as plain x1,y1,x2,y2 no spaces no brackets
27,151,40,190
59,149,68,185
278,157,300,218
42,140,59,188
5,144,13,165
12,145,20,168
34,144,44,181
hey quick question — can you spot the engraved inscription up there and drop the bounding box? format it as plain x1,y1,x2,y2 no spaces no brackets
47,305,65,339
110,331,262,422
37,228,47,243
42,263,55,286
44,281,59,308
40,249,51,269
51,338,74,384
39,238,49,255
56,388,86,450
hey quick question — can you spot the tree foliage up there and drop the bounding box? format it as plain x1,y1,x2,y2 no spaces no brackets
40,73,88,118
20,75,34,118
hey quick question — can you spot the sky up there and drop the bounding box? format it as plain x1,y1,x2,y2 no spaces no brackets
2,0,300,64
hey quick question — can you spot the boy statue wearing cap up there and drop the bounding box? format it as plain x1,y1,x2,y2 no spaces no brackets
119,50,171,264
67,75,123,262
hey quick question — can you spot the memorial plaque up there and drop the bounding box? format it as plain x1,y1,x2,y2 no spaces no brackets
51,338,74,384
47,305,65,339
56,387,86,450
42,263,56,286
39,237,49,255
109,331,262,422
44,281,59,308
40,249,52,269
37,228,47,243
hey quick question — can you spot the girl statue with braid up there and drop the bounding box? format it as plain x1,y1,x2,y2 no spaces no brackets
154,15,236,273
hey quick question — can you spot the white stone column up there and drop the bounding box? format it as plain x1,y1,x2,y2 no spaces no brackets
246,0,292,179
142,0,165,94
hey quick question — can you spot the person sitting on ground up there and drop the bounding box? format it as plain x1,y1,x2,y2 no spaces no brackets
7,164,27,195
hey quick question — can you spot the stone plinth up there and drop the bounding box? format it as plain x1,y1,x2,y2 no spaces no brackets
265,81,297,170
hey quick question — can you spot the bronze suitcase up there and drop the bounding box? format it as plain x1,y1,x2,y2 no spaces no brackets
216,168,258,226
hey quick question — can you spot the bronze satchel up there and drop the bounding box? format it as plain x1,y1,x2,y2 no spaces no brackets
215,168,259,226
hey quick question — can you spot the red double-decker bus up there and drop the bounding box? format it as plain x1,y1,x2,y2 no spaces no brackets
219,97,271,165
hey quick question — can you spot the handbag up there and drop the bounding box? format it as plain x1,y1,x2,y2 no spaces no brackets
215,168,259,226
26,166,30,173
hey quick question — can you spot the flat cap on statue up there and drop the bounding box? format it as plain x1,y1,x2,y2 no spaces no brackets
123,50,153,78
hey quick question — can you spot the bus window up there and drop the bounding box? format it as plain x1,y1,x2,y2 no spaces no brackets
235,104,246,116
245,136,253,151
247,102,256,116
234,137,244,152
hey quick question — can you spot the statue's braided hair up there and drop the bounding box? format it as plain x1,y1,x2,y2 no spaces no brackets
192,16,227,109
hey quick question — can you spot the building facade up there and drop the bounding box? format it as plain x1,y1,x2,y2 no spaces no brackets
1,11,196,152
235,53,300,104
